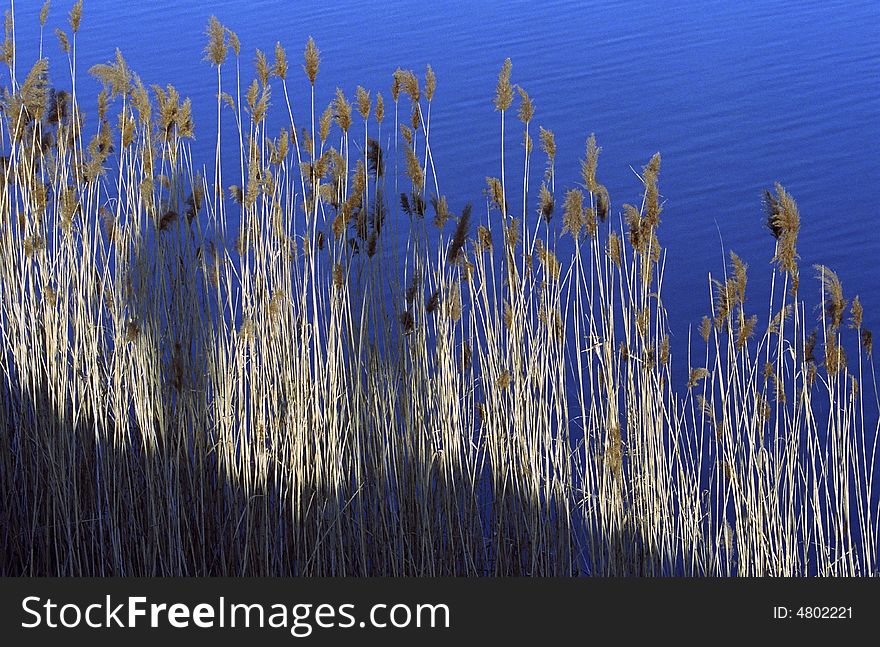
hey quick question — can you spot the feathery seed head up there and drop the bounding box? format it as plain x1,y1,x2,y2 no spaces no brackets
516,86,533,123
687,367,709,388
375,92,385,124
766,183,800,274
815,264,847,330
581,133,600,192
204,16,227,67
334,88,352,132
494,58,513,111
425,65,436,101
54,27,69,54
607,231,622,268
227,29,240,57
485,177,505,212
69,0,82,33
850,295,863,330
255,48,269,86
272,42,288,79
304,37,320,84
700,315,712,343
539,126,556,162
562,189,584,240
356,85,371,120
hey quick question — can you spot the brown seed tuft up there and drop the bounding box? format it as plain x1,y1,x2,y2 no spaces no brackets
204,16,227,67
581,133,600,192
425,65,436,101
494,58,513,111
516,86,533,123
304,37,320,85
687,367,709,388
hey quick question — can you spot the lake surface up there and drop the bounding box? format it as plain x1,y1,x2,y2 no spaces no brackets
12,0,880,342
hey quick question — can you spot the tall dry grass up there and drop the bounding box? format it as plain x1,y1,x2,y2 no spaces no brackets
0,5,876,576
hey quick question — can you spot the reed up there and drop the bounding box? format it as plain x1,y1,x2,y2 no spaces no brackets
0,7,876,576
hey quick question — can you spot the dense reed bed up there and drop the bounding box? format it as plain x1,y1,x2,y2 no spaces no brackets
0,5,877,576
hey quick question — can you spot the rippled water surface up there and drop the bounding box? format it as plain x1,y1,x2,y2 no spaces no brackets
13,0,880,335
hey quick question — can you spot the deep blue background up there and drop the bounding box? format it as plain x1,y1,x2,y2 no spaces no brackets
10,0,880,341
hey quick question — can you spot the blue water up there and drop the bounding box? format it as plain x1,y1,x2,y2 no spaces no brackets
12,0,880,339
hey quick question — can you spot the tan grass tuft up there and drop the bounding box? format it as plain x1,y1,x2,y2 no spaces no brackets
494,58,513,111
68,0,82,33
272,42,288,79
581,133,600,192
516,86,533,123
425,65,436,101
562,189,584,240
304,37,320,85
687,367,709,388
356,86,371,120
815,264,847,330
204,16,227,66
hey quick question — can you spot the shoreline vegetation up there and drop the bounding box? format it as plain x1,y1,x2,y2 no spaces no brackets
0,4,877,576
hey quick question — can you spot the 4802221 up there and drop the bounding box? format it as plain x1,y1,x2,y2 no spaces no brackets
796,607,852,619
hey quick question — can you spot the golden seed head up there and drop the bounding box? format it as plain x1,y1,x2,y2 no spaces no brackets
425,64,436,101
562,189,584,240
815,264,847,330
687,367,709,389
68,0,82,33
40,1,50,28
432,195,450,229
319,102,333,143
356,85,371,120
410,102,421,130
254,48,269,86
850,295,863,330
375,92,385,124
700,315,712,343
89,49,131,98
334,88,352,132
643,152,662,227
824,335,847,377
405,147,423,189
494,58,513,111
54,27,70,54
304,36,320,85
399,123,413,148
485,177,505,213
539,126,556,161
581,133,600,192
735,314,758,350
401,70,420,102
204,16,227,67
391,68,402,102
765,183,800,274
607,231,622,268
227,28,240,57
272,42,288,80
516,86,534,124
